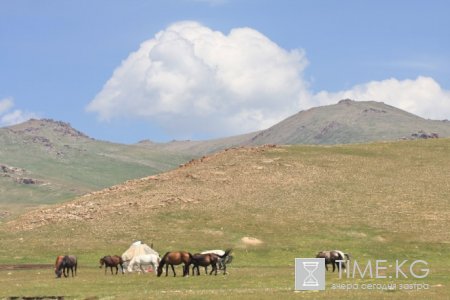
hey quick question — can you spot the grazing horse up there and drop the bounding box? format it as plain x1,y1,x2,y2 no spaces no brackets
127,254,160,274
99,255,124,275
316,250,351,272
54,255,65,278
157,251,192,277
194,249,232,275
200,249,233,273
55,255,77,278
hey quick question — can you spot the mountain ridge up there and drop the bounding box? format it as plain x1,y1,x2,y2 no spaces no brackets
138,99,450,155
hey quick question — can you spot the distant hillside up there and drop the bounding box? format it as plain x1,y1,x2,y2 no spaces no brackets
138,99,450,155
0,119,190,218
2,100,450,217
248,99,450,145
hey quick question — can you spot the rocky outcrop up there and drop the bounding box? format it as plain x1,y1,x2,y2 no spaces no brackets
411,131,439,139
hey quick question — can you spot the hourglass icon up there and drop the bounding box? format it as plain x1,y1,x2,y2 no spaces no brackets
302,261,319,287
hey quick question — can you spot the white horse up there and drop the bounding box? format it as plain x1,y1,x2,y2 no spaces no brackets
127,254,160,274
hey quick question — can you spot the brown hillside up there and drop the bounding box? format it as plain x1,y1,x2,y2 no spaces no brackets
7,140,450,247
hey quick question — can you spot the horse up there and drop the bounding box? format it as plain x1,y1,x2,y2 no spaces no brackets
157,251,192,277
121,241,159,271
200,249,233,273
127,254,160,274
55,255,77,278
192,249,232,275
54,255,65,278
99,255,124,275
316,250,350,272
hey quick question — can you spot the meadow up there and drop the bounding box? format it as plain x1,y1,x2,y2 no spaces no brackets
0,139,449,299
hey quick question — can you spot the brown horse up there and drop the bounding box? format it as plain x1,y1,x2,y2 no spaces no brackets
55,255,77,278
54,255,65,278
99,255,124,275
316,250,350,272
157,251,192,277
191,249,232,276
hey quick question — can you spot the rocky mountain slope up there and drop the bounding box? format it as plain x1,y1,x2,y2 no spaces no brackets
0,119,190,217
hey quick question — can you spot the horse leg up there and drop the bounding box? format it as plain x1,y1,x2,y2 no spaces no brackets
223,263,227,275
115,266,118,275
170,264,176,277
209,263,217,276
325,263,329,271
140,264,146,273
183,264,189,277
165,264,169,276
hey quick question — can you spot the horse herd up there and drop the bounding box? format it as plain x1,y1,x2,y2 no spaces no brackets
54,247,350,278
54,248,233,278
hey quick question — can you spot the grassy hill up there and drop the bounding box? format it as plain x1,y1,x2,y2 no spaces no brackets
0,119,191,218
1,139,448,299
139,99,450,155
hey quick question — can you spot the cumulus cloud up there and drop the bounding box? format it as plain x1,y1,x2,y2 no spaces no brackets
0,97,38,126
87,22,450,139
87,21,310,138
313,76,450,120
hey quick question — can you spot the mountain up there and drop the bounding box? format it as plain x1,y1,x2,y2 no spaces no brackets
248,99,450,145
139,99,450,155
0,119,191,217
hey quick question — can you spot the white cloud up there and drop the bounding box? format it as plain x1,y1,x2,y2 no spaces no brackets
87,21,311,138
87,22,450,139
313,76,450,120
0,97,38,126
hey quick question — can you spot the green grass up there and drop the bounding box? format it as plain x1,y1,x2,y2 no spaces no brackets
0,139,449,298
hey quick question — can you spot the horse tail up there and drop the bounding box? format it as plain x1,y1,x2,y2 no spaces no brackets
220,248,232,258
344,253,351,261
74,257,78,276
187,252,193,263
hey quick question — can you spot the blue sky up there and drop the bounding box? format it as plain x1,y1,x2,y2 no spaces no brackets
1,0,449,143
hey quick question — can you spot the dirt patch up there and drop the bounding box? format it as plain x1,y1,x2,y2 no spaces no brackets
241,237,263,246
7,297,64,300
0,264,52,270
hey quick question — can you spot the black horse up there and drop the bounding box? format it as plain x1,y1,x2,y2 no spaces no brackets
191,249,232,276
